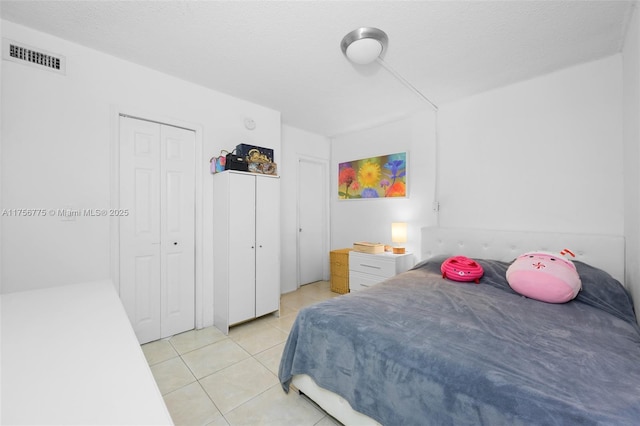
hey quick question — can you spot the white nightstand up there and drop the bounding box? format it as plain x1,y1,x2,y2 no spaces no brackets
349,251,415,292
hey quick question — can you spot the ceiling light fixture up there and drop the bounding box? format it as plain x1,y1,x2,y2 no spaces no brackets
340,27,438,111
340,27,388,65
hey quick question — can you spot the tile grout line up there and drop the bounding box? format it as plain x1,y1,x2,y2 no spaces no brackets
146,281,337,425
161,320,287,423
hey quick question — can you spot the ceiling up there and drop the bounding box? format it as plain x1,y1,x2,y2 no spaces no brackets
0,1,635,136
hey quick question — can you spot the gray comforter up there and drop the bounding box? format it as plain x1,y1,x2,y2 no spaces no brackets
279,257,640,425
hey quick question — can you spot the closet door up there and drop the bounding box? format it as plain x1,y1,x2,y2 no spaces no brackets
160,125,195,338
255,175,280,317
119,118,162,344
119,117,195,344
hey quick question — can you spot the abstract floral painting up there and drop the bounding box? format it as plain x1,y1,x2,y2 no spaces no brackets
338,152,407,199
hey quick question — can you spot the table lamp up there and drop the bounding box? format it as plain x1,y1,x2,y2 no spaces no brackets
391,222,407,254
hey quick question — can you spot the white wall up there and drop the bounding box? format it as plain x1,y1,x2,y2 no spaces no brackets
281,125,330,294
330,111,438,259
623,5,640,313
1,21,281,328
0,17,3,294
331,55,623,266
437,55,623,236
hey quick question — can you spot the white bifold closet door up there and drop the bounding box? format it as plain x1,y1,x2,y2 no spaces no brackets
119,116,195,344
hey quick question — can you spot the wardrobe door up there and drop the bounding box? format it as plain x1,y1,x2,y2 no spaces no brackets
227,173,257,325
255,175,280,317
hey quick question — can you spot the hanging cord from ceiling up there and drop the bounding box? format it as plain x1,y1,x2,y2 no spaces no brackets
376,57,438,112
376,57,440,226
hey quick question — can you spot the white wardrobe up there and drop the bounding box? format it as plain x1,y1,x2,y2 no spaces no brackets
212,171,280,334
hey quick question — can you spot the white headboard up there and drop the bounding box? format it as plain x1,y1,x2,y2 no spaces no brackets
421,227,625,285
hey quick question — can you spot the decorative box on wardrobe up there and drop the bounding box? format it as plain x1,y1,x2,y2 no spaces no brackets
212,170,281,334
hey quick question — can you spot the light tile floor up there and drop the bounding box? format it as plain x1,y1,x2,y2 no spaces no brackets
141,280,342,426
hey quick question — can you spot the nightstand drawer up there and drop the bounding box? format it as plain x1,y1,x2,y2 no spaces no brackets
349,271,384,292
348,251,415,293
349,252,396,277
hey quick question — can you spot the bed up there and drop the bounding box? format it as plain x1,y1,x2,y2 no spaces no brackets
279,227,640,425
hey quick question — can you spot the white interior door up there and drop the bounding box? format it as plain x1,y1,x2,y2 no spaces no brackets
159,125,195,338
298,158,326,286
119,118,162,344
119,116,195,344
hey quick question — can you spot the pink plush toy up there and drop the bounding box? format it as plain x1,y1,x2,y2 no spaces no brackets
441,256,484,284
506,250,581,303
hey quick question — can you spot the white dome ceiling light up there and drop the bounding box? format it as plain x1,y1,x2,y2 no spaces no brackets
340,27,388,65
340,27,438,111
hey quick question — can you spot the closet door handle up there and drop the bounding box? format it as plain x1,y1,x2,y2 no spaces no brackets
173,242,178,245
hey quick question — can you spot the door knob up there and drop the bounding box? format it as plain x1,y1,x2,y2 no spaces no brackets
173,242,178,245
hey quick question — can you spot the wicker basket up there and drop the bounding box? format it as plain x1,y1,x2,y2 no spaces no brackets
330,248,352,294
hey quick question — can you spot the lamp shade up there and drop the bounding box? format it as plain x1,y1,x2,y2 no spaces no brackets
391,222,407,244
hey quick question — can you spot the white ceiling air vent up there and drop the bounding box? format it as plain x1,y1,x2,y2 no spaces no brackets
2,38,66,75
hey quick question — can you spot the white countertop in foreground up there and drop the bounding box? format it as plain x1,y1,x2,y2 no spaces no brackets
1,280,173,425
